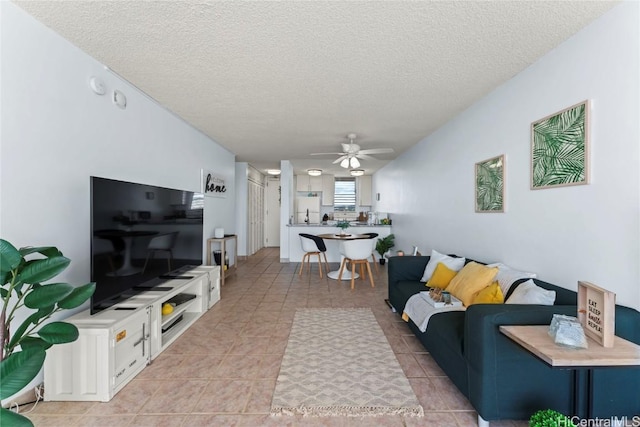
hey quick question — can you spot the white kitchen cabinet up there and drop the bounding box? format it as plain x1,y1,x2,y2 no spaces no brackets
296,175,323,192
44,267,217,402
321,175,334,206
357,175,372,206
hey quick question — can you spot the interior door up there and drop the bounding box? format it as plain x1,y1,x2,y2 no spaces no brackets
265,177,280,247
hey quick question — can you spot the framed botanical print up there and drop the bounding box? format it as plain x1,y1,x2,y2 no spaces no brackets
531,100,589,189
475,155,504,213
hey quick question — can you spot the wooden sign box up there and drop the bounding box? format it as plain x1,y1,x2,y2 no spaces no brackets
577,281,615,348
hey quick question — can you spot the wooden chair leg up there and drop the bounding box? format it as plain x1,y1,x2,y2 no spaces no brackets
366,262,375,287
315,252,323,278
338,258,347,281
299,253,307,276
371,254,379,273
322,252,330,276
350,261,356,290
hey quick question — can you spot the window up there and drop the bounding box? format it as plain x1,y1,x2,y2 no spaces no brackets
334,178,356,211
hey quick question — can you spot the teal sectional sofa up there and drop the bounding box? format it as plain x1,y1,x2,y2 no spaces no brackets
388,255,640,424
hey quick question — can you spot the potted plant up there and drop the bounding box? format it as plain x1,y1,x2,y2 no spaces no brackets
0,239,95,427
529,409,576,427
375,234,395,265
336,220,350,235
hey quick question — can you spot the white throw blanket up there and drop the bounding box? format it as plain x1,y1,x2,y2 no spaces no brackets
402,292,466,332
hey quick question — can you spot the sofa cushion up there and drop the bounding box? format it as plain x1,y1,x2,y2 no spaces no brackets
420,249,466,282
426,262,458,289
506,279,555,305
394,280,428,310
486,263,537,296
471,281,504,304
446,262,499,306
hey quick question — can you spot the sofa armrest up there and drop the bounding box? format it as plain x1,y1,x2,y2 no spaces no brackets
464,304,578,420
387,255,429,288
464,304,577,367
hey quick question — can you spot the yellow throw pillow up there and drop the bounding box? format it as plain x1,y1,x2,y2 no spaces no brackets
471,281,504,305
426,262,457,289
446,262,499,306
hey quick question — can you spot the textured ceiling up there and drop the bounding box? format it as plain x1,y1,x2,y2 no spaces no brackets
14,1,618,177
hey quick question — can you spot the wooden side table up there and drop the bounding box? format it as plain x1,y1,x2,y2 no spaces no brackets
500,325,640,418
206,235,237,286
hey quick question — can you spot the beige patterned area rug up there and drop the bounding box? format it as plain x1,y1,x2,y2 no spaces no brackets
271,308,424,418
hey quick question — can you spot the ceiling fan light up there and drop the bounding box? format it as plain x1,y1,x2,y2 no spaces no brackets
350,157,360,168
350,169,364,176
308,169,322,176
340,158,349,168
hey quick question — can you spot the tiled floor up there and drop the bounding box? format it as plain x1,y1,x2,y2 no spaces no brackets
22,248,527,426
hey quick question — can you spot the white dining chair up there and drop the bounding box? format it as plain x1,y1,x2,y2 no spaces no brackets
298,233,329,278
338,238,375,289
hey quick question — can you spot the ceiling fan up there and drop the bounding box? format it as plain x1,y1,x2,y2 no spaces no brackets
310,133,395,168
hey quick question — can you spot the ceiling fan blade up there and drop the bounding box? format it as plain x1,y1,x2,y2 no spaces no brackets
355,153,377,161
357,148,394,155
333,155,348,164
310,152,344,156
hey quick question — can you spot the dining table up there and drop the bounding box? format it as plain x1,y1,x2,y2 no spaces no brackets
316,233,371,280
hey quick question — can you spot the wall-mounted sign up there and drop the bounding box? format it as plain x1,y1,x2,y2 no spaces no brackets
577,281,615,347
202,169,227,198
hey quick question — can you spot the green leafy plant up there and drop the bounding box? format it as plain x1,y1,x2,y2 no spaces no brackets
532,101,587,188
529,409,576,427
336,220,350,230
475,155,504,212
375,234,395,261
1,239,95,427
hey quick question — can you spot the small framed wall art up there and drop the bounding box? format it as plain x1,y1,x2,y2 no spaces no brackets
531,100,590,190
475,154,505,213
577,281,615,347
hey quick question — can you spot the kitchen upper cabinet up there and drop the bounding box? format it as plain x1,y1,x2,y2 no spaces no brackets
296,175,323,192
357,175,372,206
321,175,334,206
296,175,309,192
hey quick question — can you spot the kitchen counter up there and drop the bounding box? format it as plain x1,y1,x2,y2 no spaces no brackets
287,223,391,227
288,224,392,263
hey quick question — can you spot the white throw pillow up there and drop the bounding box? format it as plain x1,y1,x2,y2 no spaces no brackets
486,263,537,296
505,279,555,305
420,249,466,282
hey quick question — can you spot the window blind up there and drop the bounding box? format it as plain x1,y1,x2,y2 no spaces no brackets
334,178,356,211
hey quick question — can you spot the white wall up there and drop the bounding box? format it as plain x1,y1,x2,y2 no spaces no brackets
374,1,640,310
0,1,237,396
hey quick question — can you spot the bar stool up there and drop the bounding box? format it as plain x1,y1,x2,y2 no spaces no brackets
298,233,329,278
338,238,375,289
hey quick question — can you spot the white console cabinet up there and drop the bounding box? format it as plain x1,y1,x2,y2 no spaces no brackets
44,266,220,402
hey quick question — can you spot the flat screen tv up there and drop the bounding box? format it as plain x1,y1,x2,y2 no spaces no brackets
90,176,204,314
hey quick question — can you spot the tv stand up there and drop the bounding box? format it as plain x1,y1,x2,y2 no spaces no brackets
44,265,221,402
